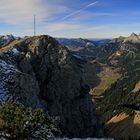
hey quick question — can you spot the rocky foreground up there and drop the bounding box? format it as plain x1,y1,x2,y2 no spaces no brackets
0,35,103,139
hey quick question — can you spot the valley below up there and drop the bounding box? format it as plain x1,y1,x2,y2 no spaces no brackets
58,34,140,140
0,33,140,140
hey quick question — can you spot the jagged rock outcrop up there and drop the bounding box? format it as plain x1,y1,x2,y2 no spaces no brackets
0,35,103,138
123,33,140,43
0,35,15,48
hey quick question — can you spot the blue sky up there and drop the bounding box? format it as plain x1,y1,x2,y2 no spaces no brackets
0,0,140,38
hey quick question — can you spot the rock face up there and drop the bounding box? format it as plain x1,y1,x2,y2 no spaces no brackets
123,33,140,43
0,35,102,138
0,59,40,107
0,35,15,48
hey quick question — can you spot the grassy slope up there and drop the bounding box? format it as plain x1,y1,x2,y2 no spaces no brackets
132,81,140,92
0,39,22,54
95,42,140,139
90,65,121,97
106,112,140,140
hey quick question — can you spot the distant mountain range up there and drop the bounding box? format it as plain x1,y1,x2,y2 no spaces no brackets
56,38,112,61
56,38,97,52
56,38,111,50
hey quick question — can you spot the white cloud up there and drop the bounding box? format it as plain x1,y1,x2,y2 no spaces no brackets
0,0,67,26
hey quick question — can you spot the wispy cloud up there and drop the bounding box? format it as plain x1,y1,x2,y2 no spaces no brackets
62,1,99,20
0,0,68,26
86,1,99,8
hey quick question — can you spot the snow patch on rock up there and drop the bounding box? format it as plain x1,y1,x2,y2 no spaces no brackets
0,59,17,102
11,48,19,55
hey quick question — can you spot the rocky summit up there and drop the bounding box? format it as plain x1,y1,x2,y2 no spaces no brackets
0,35,15,48
0,35,103,138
